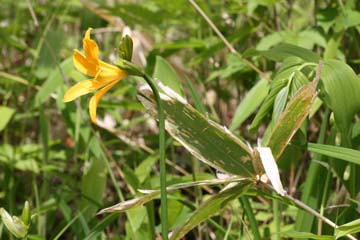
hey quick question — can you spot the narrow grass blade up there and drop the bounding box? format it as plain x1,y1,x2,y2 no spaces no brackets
184,77,207,115
98,192,159,214
281,231,333,240
239,197,261,240
335,219,360,239
272,85,289,122
83,213,120,240
52,210,84,240
98,176,249,214
308,143,360,165
295,109,329,234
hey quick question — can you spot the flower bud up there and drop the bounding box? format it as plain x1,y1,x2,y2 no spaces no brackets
118,35,133,62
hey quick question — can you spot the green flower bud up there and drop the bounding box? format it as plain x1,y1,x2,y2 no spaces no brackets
118,35,133,62
21,201,30,226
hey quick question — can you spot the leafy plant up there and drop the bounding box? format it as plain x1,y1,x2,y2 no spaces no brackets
1,0,360,239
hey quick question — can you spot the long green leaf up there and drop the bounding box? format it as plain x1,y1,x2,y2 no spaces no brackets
262,43,320,63
80,137,107,220
138,86,256,177
308,143,360,165
295,109,329,234
335,219,360,239
230,78,269,130
272,85,289,122
320,60,360,137
83,213,120,240
170,181,252,240
153,56,184,97
184,77,207,115
249,78,287,133
34,57,73,106
281,231,333,240
266,80,318,159
98,177,248,214
250,56,304,132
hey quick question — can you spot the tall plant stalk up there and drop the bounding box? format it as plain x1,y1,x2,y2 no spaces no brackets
143,74,168,240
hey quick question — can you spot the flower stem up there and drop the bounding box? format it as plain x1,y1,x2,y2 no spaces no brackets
143,74,168,240
284,194,357,240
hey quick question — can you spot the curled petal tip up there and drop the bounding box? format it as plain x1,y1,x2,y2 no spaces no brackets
88,80,120,125
83,29,99,62
85,28,93,39
89,96,98,124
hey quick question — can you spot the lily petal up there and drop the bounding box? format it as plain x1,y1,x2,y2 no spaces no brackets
99,60,121,71
83,28,99,62
73,50,98,76
93,69,127,85
63,80,94,102
89,80,120,123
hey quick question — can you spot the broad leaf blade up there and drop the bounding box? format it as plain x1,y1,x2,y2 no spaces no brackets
34,57,73,106
80,137,108,220
0,106,15,131
320,60,360,136
138,87,256,177
266,80,318,159
170,181,252,240
230,78,269,130
262,43,320,63
249,78,287,132
153,56,184,97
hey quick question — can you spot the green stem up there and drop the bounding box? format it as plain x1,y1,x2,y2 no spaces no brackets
145,202,156,240
143,74,168,240
318,166,331,234
273,199,280,240
239,196,261,240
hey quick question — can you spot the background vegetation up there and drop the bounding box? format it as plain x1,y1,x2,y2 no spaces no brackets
1,0,360,239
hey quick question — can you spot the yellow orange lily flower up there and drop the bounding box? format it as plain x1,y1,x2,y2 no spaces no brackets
63,28,127,124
